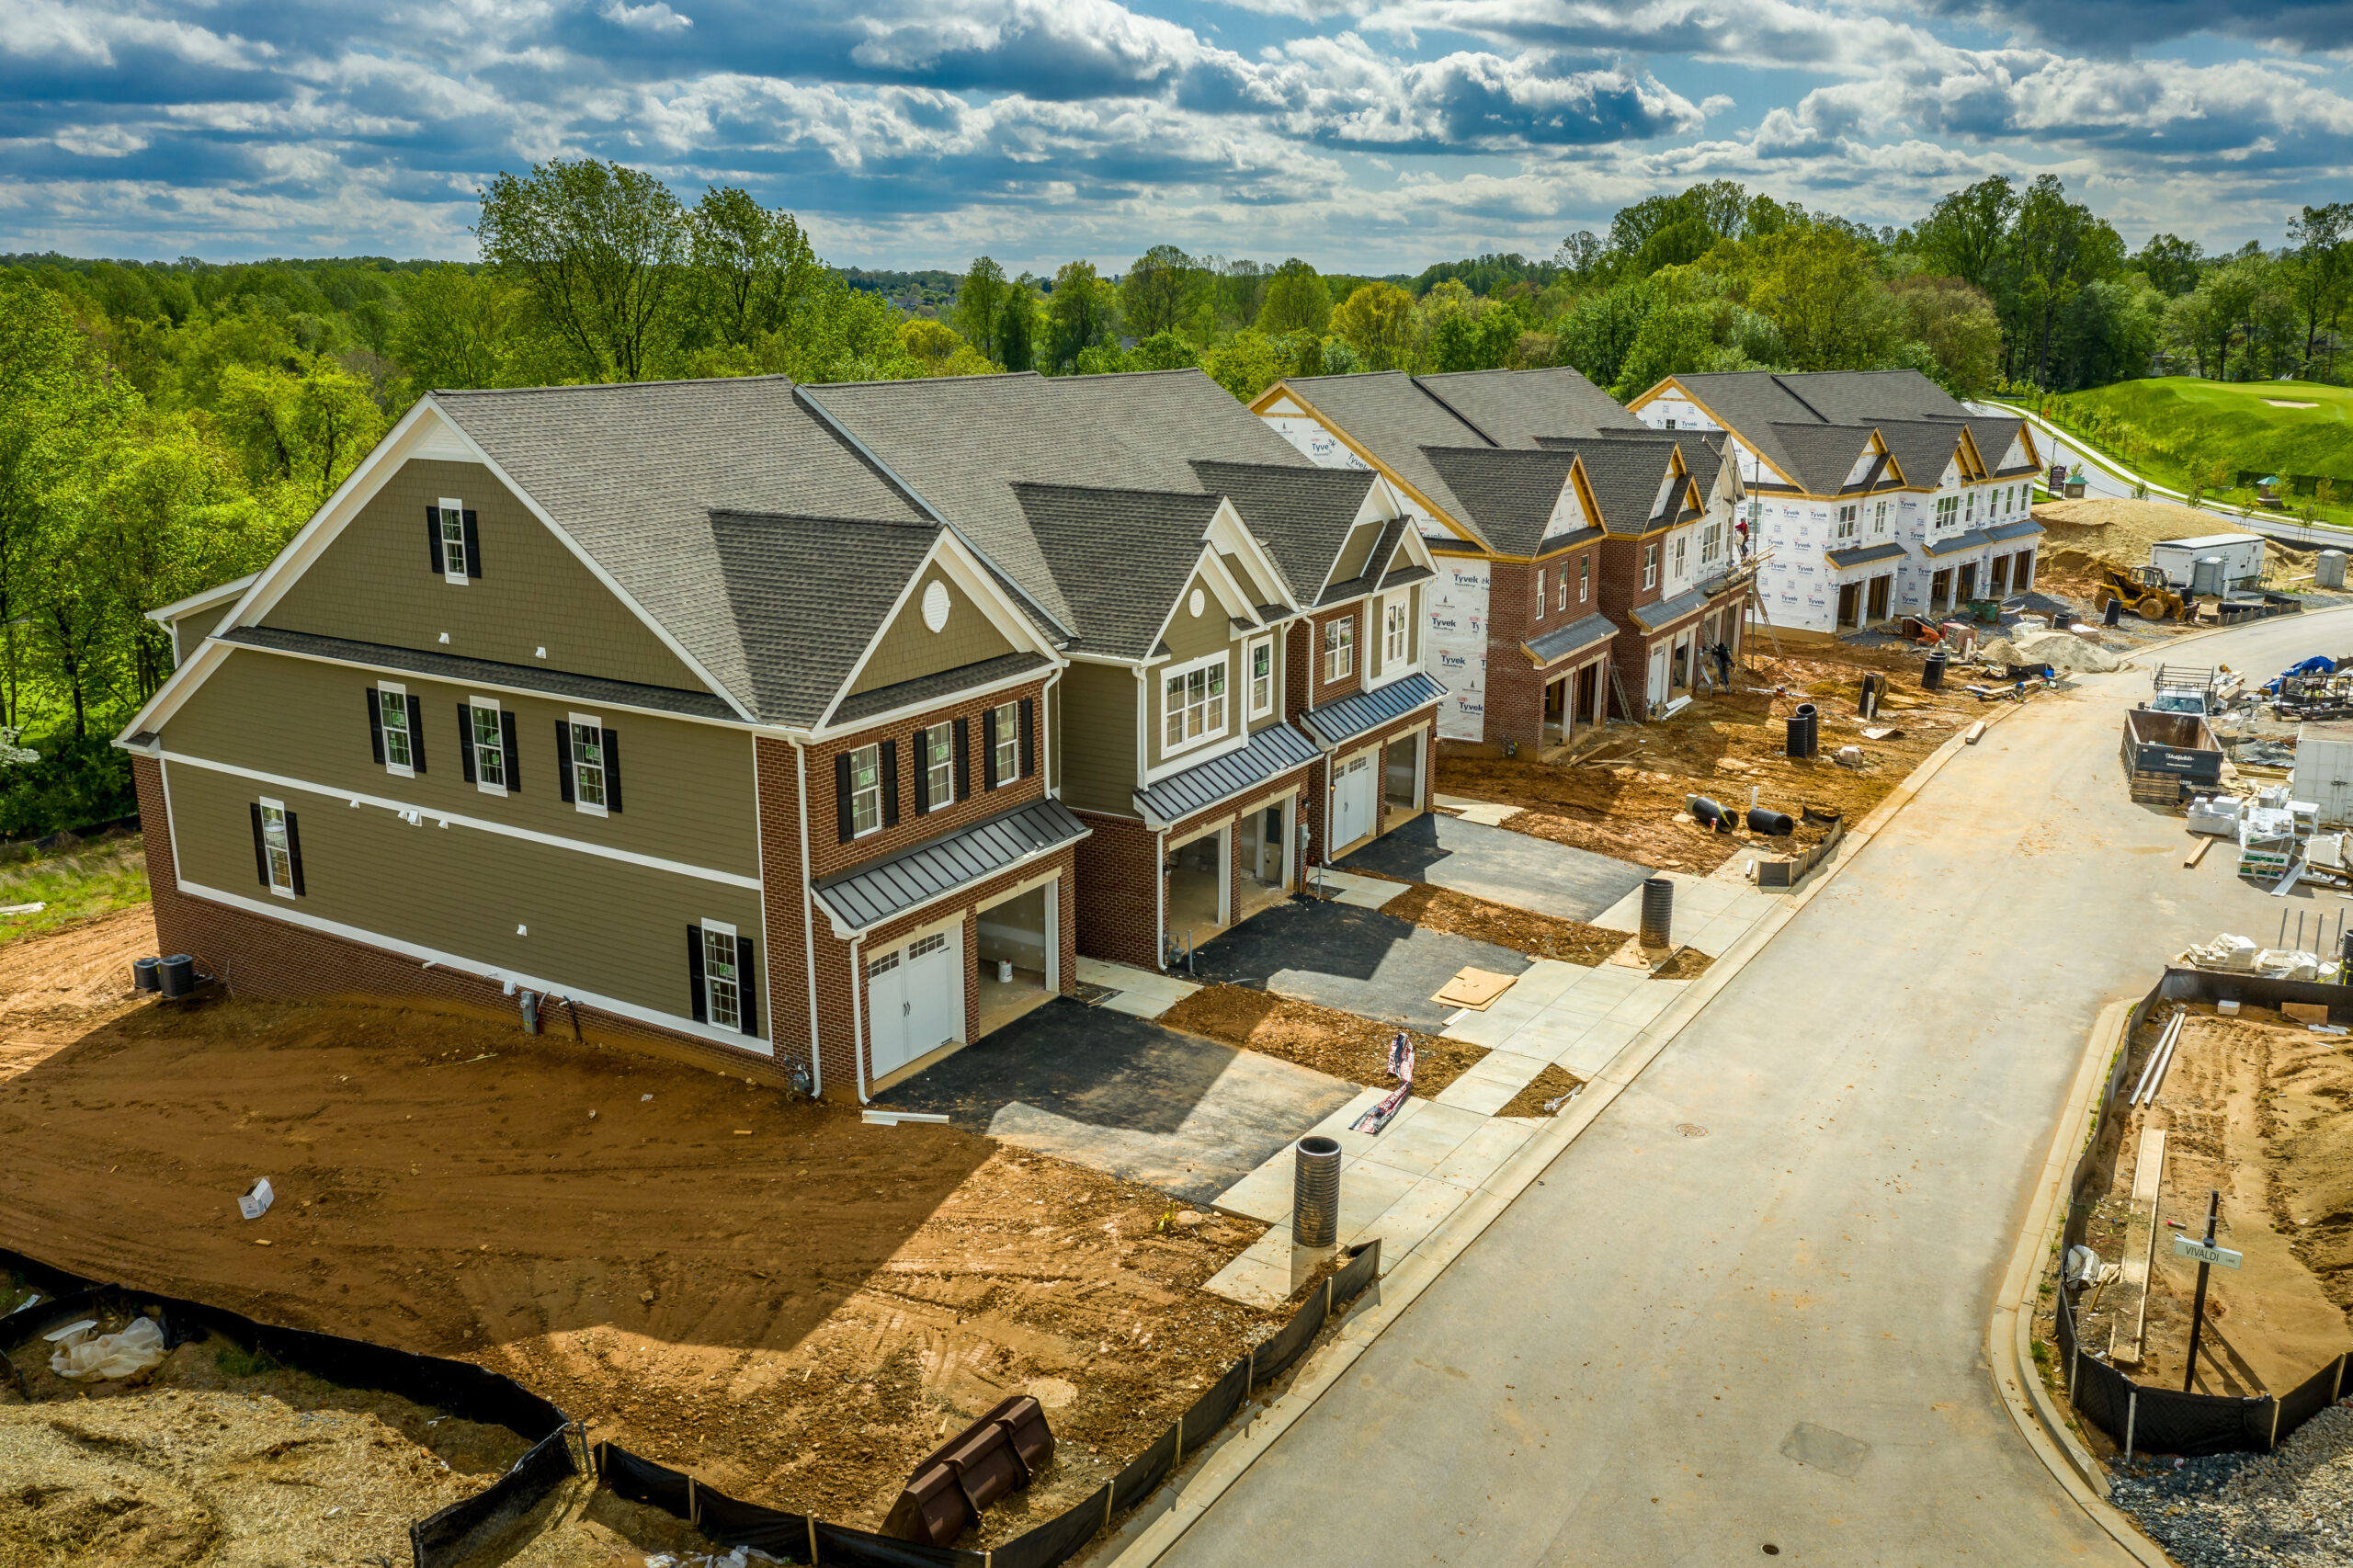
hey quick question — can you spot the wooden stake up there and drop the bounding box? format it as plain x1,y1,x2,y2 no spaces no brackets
2185,836,2213,869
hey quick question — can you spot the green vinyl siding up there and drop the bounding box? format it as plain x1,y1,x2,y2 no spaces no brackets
163,760,764,1036
264,458,705,692
163,647,757,876
848,566,1017,695
1059,663,1138,813
1331,519,1383,585
1159,571,1232,664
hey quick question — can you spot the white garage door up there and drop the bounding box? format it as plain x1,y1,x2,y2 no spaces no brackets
1332,753,1376,849
868,928,962,1077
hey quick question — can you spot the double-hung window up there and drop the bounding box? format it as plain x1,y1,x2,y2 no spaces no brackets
568,717,607,814
1384,600,1408,665
1873,501,1889,536
375,683,415,777
1699,521,1722,567
1672,535,1688,579
991,701,1019,784
1836,505,1858,540
1321,615,1355,682
1964,489,1976,524
1643,542,1659,590
1556,569,1570,612
847,743,882,836
920,722,952,812
1579,555,1590,602
700,920,741,1031
1533,570,1546,620
468,699,507,793
1246,640,1273,719
438,499,469,584
1163,655,1227,754
256,798,298,899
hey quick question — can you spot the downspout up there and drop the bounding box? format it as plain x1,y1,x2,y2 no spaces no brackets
1043,667,1062,798
850,936,869,1104
788,736,824,1098
1155,828,1168,971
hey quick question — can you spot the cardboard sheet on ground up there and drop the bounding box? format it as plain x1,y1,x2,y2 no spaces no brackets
1433,967,1518,1010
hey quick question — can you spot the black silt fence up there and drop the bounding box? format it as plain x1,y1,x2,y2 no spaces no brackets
0,1247,578,1568
596,1239,1381,1568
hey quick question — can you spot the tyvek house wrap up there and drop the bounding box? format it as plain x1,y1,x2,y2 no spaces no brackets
1426,559,1490,743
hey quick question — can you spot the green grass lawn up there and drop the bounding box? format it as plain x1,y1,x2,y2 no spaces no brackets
2045,378,2353,524
0,835,151,943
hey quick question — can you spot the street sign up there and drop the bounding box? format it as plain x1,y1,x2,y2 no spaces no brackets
2173,1236,2242,1269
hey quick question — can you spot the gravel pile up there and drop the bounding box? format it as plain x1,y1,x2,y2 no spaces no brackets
2109,1403,2353,1565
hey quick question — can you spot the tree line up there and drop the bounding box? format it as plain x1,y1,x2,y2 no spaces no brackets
1,157,2345,836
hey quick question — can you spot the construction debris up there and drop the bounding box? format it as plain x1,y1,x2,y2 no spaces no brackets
1978,630,2124,674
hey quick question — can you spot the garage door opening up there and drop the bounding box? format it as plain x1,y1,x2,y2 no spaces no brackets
976,883,1053,1039
1165,827,1227,960
1235,801,1291,925
1384,732,1422,832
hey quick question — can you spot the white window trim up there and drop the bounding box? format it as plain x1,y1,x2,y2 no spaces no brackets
847,741,883,838
1160,650,1232,760
1643,542,1659,590
257,794,296,899
1578,555,1590,603
991,699,1020,785
438,496,469,586
1245,637,1274,720
568,710,608,818
700,917,742,1032
1321,613,1356,684
377,680,414,779
467,694,506,797
920,720,953,812
1533,569,1546,620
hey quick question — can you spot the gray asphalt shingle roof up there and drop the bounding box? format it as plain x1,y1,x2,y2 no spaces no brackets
814,795,1090,933
1656,371,2033,499
221,625,739,720
1984,518,2045,543
1279,371,1491,544
829,650,1051,727
805,370,1312,644
1417,447,1583,557
1188,460,1376,604
1768,423,1881,496
1627,588,1708,632
1534,440,1680,536
1824,541,1908,570
1410,367,1644,447
1009,483,1228,659
433,378,926,720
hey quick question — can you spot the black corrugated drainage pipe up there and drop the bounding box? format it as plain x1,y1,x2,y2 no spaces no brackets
1746,807,1795,836
1294,1136,1341,1247
1639,877,1674,948
1685,794,1732,833
1922,649,1948,690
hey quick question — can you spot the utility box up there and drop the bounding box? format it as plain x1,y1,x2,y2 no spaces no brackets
2319,550,2347,589
2292,721,2353,827
2150,533,2265,592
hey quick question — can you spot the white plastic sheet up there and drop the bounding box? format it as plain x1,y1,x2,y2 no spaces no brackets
48,1315,167,1381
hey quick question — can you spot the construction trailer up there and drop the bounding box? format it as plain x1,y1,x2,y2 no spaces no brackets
2291,721,2353,827
2149,533,2266,594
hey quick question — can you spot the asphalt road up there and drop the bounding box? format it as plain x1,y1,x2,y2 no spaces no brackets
1157,611,2352,1567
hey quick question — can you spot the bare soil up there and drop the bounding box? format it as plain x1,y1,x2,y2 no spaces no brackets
1157,984,1483,1099
0,903,151,1081
1650,946,1717,982
1438,646,1974,874
1365,880,1626,965
0,915,1297,1547
1495,1064,1584,1119
2073,1006,2353,1397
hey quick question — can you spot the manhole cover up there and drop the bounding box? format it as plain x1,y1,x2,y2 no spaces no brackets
1676,1123,1709,1138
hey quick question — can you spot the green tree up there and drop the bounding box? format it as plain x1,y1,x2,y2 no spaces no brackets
2284,204,2352,375
1745,227,1901,372
1131,331,1201,371
476,157,692,381
390,265,518,395
1915,176,2019,294
2011,175,2125,389
1256,261,1333,337
1043,261,1119,373
1202,330,1285,402
687,186,823,352
998,287,1037,372
2134,233,2205,297
1120,245,1209,341
1553,282,1656,391
955,257,1010,363
1888,275,2002,397
213,355,388,512
1329,282,1416,370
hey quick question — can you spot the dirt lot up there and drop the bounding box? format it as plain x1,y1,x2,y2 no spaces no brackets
2071,1006,2353,1397
1159,984,1484,1099
0,1317,534,1567
0,913,1299,1547
1367,881,1626,964
1438,644,1978,874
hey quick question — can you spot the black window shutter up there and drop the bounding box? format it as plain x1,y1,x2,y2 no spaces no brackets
284,811,305,897
880,738,900,826
1018,697,1036,779
367,689,385,765
461,510,482,579
911,730,930,814
687,926,707,1022
736,936,758,1036
983,708,998,791
953,718,971,801
602,729,622,812
835,752,855,842
555,721,574,803
426,506,444,574
407,693,426,772
500,710,519,790
459,705,476,784
250,802,269,887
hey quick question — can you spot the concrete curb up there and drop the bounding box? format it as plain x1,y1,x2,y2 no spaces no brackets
1094,679,2029,1567
1985,998,2173,1567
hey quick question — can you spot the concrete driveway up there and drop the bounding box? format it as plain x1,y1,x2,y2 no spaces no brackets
1188,895,1532,1033
871,997,1358,1204
1338,812,1651,924
1154,608,2353,1566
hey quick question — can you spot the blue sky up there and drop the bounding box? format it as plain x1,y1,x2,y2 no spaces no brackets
3,0,2348,273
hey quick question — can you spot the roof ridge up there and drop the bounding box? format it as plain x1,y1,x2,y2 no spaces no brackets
433,373,798,397
1407,375,1501,447
708,508,944,533
1010,479,1222,504
1768,373,1830,424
